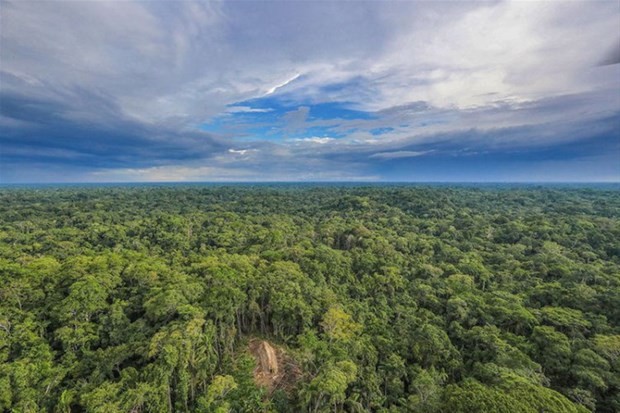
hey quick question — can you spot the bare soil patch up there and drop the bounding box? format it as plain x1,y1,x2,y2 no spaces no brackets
248,338,301,393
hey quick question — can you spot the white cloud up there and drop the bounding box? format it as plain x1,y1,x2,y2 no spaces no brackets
4,0,617,123
91,165,252,182
264,73,301,96
264,1,619,112
370,150,432,160
226,106,273,113
292,137,334,144
227,148,259,157
89,164,379,182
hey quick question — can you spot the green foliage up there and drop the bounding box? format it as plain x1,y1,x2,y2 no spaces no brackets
321,306,361,342
443,375,590,413
0,185,618,412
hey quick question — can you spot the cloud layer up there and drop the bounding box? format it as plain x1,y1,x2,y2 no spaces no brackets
1,0,619,182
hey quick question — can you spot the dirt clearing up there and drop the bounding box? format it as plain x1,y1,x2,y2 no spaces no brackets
248,338,301,393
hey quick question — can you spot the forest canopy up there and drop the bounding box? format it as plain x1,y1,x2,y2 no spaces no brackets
0,184,618,412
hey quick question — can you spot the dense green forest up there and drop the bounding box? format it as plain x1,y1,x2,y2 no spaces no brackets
0,185,619,413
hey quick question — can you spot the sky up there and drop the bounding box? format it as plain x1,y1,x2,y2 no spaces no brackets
1,0,619,183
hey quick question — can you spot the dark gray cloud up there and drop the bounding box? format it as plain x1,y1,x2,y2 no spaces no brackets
0,89,227,170
599,38,620,66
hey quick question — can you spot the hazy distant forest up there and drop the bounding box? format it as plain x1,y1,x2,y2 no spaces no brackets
0,185,618,413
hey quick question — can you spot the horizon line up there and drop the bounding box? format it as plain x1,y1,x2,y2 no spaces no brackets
1,180,619,186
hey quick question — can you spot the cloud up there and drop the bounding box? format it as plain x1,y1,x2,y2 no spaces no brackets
265,73,301,96
261,1,619,112
228,149,251,155
292,137,334,145
281,106,310,137
89,164,380,183
1,0,618,182
598,38,620,66
226,106,273,114
370,150,433,160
